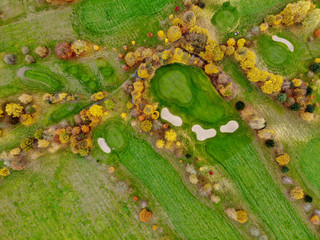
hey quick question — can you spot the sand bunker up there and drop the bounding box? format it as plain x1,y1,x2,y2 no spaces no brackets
220,120,239,133
161,107,183,127
98,138,111,153
192,125,217,141
272,35,294,52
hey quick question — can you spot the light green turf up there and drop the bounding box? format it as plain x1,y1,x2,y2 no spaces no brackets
300,138,320,191
23,70,62,91
151,63,226,123
0,151,161,239
92,121,247,240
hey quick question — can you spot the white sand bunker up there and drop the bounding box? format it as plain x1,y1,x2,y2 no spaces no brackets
220,120,239,133
272,35,294,52
192,125,217,141
98,138,111,153
161,107,183,127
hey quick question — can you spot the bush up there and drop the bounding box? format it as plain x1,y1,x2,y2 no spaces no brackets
306,86,313,96
276,93,287,103
196,0,206,8
265,139,275,147
290,103,301,111
235,101,245,111
310,62,320,73
305,104,315,113
304,195,313,203
281,166,289,173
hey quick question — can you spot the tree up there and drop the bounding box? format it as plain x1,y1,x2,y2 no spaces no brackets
141,120,152,132
310,62,320,73
311,215,320,225
104,99,115,110
236,210,248,223
139,208,152,222
182,11,196,28
167,26,182,43
290,186,304,200
281,166,289,173
305,104,315,113
0,167,10,177
71,40,88,55
265,139,275,147
306,86,313,96
276,93,287,103
20,138,34,152
165,129,177,141
89,105,104,118
204,63,219,75
235,101,245,111
304,195,313,203
290,102,301,111
55,42,74,60
156,139,164,148
276,153,290,165
5,103,23,118
20,114,34,126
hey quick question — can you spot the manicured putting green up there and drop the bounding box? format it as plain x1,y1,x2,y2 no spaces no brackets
23,70,62,91
151,63,226,123
211,5,239,31
105,125,126,151
300,138,320,191
257,32,303,75
157,69,192,105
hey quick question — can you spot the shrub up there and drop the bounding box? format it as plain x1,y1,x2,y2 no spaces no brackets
139,208,152,222
290,103,301,111
305,104,315,113
310,62,320,73
20,138,34,152
304,195,313,203
276,93,287,103
281,166,289,173
265,139,275,148
276,153,290,165
290,186,304,200
235,101,245,111
306,86,313,96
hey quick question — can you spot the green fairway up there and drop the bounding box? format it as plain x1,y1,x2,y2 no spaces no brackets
0,152,161,239
300,138,320,192
92,121,247,240
211,4,239,32
151,63,226,123
216,144,316,239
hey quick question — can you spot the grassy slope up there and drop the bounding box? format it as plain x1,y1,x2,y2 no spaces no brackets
0,151,160,240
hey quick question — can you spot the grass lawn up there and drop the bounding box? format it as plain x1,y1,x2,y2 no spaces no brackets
151,63,227,124
72,0,181,47
0,151,161,240
91,120,248,240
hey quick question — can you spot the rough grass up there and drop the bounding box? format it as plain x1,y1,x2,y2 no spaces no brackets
91,121,247,240
151,63,227,124
0,151,160,239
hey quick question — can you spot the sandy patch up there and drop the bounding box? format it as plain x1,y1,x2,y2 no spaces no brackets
161,107,183,127
98,138,111,153
192,125,217,141
272,35,294,52
220,120,239,133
